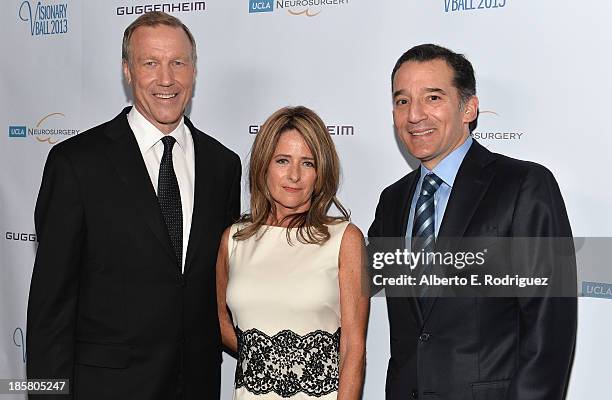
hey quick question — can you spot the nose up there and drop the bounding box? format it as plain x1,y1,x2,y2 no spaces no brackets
408,101,427,124
288,163,301,183
157,64,175,86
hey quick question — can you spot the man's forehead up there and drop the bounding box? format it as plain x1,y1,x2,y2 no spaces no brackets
130,26,192,53
136,25,182,37
393,60,456,92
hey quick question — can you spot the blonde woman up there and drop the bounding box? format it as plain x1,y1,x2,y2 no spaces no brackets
216,106,369,399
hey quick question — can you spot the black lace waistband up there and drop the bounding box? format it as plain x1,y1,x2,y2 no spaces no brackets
235,327,340,397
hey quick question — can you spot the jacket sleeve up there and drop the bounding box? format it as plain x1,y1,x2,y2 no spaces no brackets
505,165,577,400
27,146,84,399
225,154,241,226
367,189,388,296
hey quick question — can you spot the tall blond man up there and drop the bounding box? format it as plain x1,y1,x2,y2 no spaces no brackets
27,12,241,400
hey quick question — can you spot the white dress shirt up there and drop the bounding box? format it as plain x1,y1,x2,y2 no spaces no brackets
127,106,195,272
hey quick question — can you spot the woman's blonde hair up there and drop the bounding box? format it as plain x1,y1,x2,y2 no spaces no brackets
235,106,349,244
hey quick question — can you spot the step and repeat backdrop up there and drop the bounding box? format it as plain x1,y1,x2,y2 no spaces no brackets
1,1,611,398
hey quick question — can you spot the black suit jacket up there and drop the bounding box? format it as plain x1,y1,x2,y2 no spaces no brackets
368,140,577,400
27,107,241,400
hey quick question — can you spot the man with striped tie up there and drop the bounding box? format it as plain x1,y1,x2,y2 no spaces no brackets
368,44,576,400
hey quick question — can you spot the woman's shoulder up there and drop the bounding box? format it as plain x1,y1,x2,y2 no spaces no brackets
338,222,364,244
230,221,249,230
327,220,359,234
324,220,363,249
225,222,251,245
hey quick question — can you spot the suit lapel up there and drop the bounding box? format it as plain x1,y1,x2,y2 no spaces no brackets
437,141,496,242
183,118,215,273
395,170,424,325
104,107,177,266
399,169,420,236
420,140,496,323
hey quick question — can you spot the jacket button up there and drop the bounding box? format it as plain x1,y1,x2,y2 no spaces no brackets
411,389,419,399
419,333,430,342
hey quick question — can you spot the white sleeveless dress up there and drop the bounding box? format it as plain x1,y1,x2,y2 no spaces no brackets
226,221,350,400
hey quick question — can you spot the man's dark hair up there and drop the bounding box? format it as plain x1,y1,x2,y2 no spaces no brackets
392,44,478,132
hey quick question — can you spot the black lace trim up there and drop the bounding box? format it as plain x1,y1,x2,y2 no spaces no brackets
235,327,340,398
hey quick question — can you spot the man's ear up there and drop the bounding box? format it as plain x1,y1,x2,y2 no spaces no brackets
123,60,131,85
463,95,479,124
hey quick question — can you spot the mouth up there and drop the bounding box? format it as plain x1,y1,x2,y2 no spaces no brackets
282,186,301,193
409,128,435,136
153,93,178,99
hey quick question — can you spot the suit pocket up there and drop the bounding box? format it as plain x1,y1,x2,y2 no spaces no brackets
75,341,131,369
471,379,510,400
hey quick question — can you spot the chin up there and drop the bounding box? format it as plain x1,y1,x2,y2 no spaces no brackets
275,201,310,215
155,115,182,125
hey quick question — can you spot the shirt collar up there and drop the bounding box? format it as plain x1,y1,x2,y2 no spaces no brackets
127,106,187,154
420,135,473,188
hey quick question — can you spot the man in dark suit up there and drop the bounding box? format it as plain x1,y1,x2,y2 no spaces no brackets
368,44,576,400
26,12,241,399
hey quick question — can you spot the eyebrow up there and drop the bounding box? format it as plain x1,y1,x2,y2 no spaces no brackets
274,154,315,160
392,89,406,98
424,87,447,95
393,87,447,98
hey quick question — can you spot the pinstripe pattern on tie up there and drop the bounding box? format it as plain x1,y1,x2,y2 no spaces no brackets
412,173,443,304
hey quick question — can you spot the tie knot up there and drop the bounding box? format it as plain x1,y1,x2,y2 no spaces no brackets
161,135,176,150
421,173,443,196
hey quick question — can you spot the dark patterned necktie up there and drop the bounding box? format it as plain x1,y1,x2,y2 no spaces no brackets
158,136,182,269
412,173,443,305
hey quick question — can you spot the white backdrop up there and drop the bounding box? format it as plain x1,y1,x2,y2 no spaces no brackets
1,0,611,398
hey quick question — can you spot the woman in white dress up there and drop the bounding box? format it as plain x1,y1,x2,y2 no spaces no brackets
216,106,369,399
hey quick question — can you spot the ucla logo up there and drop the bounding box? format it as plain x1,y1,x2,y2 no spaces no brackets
582,281,612,299
9,126,27,138
19,1,69,36
250,0,273,13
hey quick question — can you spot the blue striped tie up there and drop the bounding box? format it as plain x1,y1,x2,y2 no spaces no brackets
412,173,443,304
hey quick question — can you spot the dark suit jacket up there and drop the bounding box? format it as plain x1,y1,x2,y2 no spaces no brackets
26,107,241,400
368,140,577,400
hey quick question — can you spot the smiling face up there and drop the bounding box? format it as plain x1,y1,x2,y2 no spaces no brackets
266,129,317,223
123,24,195,134
392,59,478,169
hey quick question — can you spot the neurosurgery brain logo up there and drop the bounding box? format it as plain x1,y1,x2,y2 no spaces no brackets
470,110,525,141
19,1,69,36
249,0,350,17
8,113,80,144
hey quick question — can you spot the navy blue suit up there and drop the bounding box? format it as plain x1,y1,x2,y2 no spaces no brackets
369,140,576,400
